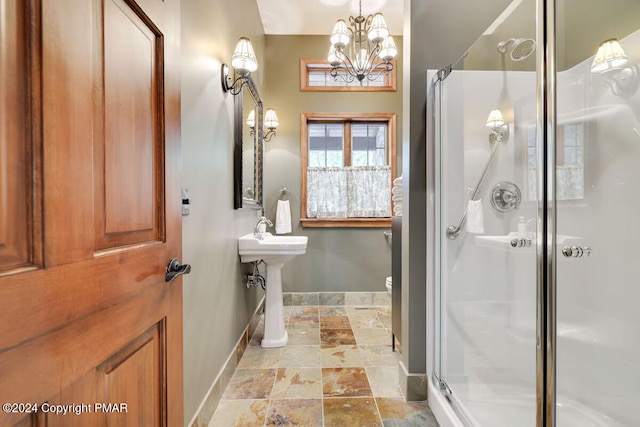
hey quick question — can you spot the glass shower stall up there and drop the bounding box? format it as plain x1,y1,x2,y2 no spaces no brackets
428,0,640,426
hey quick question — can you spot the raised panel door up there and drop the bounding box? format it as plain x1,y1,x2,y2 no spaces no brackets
0,0,183,426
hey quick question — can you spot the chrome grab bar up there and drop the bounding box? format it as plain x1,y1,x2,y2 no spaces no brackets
446,143,500,240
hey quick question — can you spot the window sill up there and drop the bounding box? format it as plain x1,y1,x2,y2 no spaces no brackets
301,218,391,228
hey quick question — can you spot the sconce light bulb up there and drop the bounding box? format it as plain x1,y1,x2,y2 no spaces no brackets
486,109,505,128
264,109,279,129
231,37,258,76
591,39,628,74
246,109,255,128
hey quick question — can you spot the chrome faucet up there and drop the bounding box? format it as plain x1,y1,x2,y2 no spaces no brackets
254,216,273,240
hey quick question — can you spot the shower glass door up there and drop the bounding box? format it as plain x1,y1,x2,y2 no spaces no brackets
435,0,538,425
555,1,640,425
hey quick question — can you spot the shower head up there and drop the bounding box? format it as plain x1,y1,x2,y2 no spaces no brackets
497,38,536,61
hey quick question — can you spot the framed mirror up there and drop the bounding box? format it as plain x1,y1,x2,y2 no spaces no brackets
233,76,263,209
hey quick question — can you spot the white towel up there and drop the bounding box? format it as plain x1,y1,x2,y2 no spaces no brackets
275,200,292,234
393,200,402,216
465,199,484,234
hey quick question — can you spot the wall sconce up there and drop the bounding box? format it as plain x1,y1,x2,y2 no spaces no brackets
486,109,509,143
591,38,638,96
264,108,279,142
222,37,258,95
246,109,256,136
246,108,279,142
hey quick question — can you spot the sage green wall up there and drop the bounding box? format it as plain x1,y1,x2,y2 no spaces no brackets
180,0,265,424
178,0,519,420
262,35,403,293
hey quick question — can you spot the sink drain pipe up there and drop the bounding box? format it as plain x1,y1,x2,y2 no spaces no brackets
247,260,266,290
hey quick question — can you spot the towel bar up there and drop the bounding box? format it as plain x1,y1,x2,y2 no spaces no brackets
279,187,289,200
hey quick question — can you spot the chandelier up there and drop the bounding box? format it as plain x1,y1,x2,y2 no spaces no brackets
327,0,397,84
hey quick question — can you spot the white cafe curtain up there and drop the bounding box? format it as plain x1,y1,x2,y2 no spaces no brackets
307,166,391,218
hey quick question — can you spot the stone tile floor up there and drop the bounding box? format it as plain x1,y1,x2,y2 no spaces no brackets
209,304,439,426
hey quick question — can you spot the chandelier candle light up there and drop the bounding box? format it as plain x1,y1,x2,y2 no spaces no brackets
328,0,397,84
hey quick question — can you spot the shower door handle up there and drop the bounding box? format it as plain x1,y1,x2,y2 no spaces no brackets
510,238,532,248
561,246,591,258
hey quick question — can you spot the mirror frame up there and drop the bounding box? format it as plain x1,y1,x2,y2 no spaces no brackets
233,76,263,210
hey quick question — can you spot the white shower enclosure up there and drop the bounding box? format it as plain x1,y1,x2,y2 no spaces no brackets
428,0,640,426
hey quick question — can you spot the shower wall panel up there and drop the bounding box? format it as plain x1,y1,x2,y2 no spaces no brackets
555,25,640,427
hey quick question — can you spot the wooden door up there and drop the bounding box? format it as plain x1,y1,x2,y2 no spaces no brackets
0,0,183,425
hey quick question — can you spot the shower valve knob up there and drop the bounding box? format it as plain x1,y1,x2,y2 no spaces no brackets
562,246,573,257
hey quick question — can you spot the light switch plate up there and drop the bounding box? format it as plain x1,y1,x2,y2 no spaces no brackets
182,188,190,216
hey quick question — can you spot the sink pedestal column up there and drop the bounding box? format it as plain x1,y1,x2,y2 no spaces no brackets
238,232,307,347
261,261,288,348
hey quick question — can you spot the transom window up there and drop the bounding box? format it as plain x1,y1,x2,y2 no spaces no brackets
300,59,396,92
301,113,397,227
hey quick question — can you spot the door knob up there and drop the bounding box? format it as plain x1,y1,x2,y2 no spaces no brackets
165,258,191,282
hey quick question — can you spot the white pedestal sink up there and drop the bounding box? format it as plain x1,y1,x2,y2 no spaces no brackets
238,232,308,348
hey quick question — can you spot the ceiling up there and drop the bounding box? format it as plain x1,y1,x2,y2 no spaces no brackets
256,0,404,36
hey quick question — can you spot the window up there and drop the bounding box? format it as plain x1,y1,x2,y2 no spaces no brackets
301,113,397,227
526,123,585,200
300,59,397,92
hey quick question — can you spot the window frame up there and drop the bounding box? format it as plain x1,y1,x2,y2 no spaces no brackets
300,112,397,228
300,58,397,92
